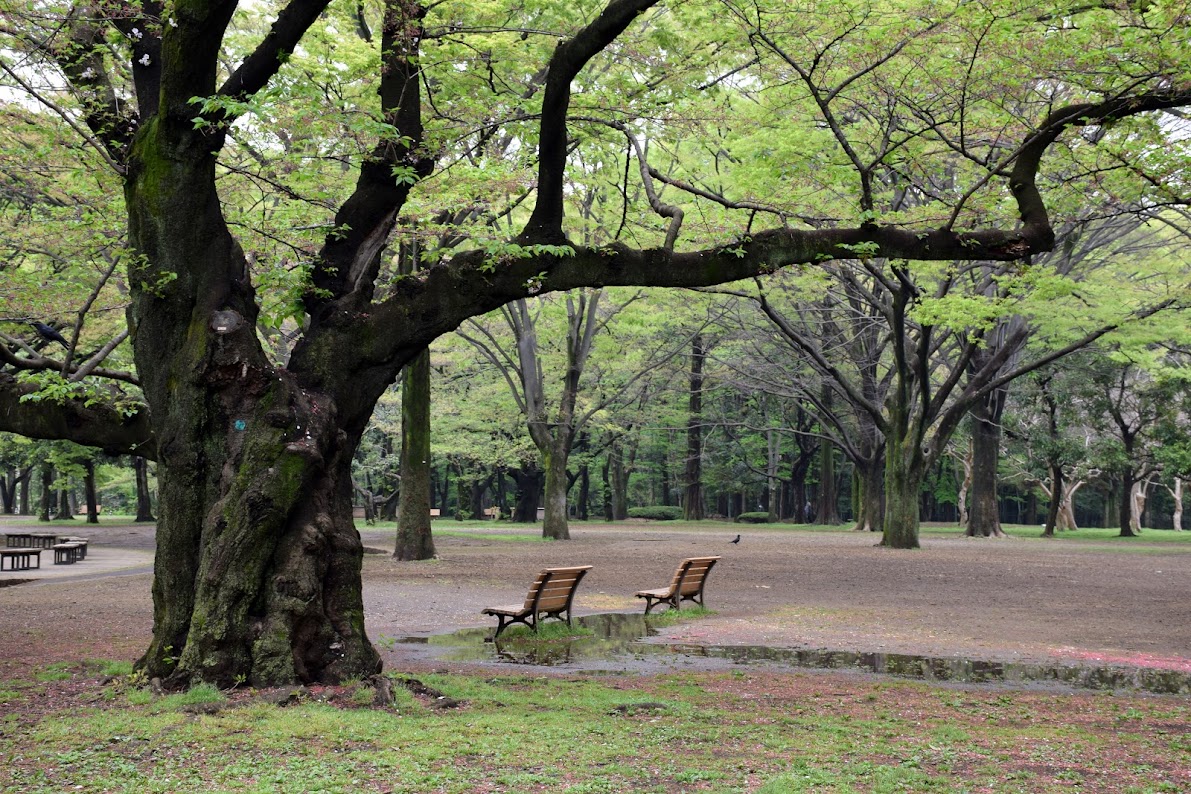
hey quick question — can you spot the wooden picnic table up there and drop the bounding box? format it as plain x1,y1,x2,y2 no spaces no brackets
0,547,42,571
28,533,60,549
5,533,33,548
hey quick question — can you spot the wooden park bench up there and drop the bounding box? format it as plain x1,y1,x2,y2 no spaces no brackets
0,547,42,571
635,556,721,614
482,565,593,637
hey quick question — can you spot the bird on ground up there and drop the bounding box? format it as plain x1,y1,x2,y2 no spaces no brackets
29,321,69,347
730,534,741,544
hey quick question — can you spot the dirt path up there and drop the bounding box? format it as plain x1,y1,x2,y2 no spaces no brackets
2,519,1189,678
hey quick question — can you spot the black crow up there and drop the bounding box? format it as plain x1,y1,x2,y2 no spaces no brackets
730,534,741,544
30,321,69,347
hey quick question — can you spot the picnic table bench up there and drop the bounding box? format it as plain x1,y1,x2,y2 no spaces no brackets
635,556,721,614
53,542,85,564
1,547,42,571
482,565,593,637
58,536,89,560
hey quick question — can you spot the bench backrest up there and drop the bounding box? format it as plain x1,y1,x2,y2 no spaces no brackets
670,556,720,597
524,565,593,612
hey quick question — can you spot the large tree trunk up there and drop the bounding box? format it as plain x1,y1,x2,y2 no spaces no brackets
965,390,1007,537
133,456,156,522
394,350,435,560
541,441,572,539
882,432,923,549
126,113,390,689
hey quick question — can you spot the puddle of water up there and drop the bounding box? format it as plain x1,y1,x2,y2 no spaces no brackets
390,612,1191,695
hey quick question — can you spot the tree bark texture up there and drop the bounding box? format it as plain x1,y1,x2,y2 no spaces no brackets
681,335,706,520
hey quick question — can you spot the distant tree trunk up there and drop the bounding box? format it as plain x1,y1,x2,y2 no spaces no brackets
682,335,706,520
966,386,1007,537
608,441,629,520
0,468,14,514
602,457,614,520
816,440,841,525
1118,471,1138,536
38,465,53,522
954,443,972,528
133,456,156,522
394,350,435,560
18,467,31,515
852,459,884,532
766,427,780,523
468,476,489,520
1129,479,1149,535
1168,479,1184,531
576,463,590,521
1041,464,1064,537
512,466,543,522
54,485,74,521
791,458,809,524
83,460,99,524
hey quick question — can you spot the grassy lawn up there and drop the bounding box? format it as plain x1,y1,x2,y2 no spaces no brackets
1,660,1186,793
357,518,1191,547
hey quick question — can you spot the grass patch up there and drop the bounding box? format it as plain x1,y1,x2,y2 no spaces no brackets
431,529,552,543
497,621,595,642
5,667,1187,793
645,605,716,628
33,662,74,682
918,523,1191,546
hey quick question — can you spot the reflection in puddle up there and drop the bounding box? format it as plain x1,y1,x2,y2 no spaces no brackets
392,612,1191,695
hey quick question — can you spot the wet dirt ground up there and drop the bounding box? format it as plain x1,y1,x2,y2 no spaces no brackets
2,519,1188,680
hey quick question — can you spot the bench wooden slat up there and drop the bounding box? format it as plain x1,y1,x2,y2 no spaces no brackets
635,556,721,614
483,565,593,637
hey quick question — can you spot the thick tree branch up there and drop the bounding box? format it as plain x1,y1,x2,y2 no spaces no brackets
304,0,432,319
0,373,154,458
218,0,333,111
521,0,659,242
